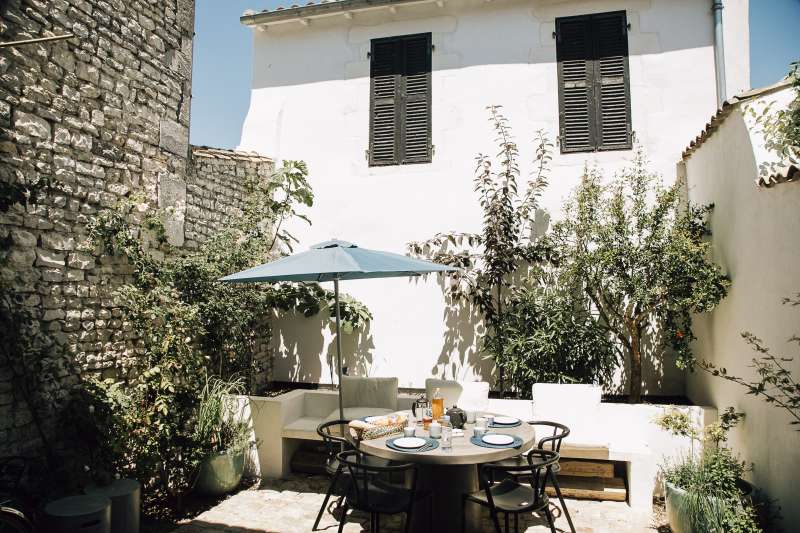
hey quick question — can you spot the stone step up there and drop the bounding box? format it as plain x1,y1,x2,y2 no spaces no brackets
547,475,627,502
559,458,614,478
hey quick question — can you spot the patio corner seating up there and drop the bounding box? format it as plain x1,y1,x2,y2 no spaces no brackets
424,378,490,410
248,378,417,479
531,383,658,510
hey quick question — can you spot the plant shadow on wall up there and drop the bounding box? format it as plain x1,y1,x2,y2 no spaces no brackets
410,106,730,402
272,290,374,383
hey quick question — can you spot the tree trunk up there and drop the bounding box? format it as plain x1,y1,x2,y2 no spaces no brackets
629,329,642,403
496,282,504,395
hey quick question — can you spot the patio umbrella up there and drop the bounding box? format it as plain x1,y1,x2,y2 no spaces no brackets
220,239,457,421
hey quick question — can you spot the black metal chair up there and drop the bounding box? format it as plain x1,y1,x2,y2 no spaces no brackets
313,419,354,531
335,449,430,533
489,421,575,532
463,448,559,533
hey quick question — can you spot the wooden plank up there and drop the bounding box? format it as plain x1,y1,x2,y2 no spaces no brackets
559,459,614,478
547,475,626,502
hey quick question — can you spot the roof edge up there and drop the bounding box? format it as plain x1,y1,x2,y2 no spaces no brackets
681,78,794,162
191,145,274,163
241,0,434,26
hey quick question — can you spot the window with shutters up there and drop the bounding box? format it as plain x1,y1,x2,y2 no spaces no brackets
556,11,632,153
369,33,432,166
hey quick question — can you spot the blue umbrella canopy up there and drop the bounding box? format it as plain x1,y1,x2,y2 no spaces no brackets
220,239,456,283
220,239,457,420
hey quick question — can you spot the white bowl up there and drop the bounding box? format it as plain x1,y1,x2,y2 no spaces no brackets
393,437,427,449
482,434,514,446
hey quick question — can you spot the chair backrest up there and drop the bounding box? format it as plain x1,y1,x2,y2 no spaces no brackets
425,379,489,410
527,421,570,453
341,376,398,410
337,450,418,512
316,420,354,466
480,449,558,506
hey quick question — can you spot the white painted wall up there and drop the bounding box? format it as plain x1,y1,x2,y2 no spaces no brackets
684,87,800,529
239,0,750,394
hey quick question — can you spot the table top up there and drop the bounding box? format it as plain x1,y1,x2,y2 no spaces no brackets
357,412,536,466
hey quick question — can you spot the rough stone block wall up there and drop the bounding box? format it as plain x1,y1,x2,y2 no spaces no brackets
0,0,274,456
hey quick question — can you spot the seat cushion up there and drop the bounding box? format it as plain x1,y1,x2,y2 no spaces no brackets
425,379,490,410
324,406,395,422
341,376,398,411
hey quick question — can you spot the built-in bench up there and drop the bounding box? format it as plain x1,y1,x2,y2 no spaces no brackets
240,386,715,512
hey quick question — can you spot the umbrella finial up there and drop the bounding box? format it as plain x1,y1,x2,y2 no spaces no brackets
311,239,357,249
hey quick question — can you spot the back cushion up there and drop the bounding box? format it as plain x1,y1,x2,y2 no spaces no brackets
425,378,463,408
532,383,605,444
341,376,398,410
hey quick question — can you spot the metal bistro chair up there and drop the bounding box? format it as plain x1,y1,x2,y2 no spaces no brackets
335,450,431,533
491,421,575,533
313,419,355,531
463,448,559,533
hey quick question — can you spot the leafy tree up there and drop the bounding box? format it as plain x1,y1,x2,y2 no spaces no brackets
408,106,552,393
490,270,617,397
551,151,729,402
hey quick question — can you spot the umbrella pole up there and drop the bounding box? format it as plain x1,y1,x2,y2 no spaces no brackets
334,277,344,421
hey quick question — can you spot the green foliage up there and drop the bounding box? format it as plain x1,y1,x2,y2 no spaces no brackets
408,106,553,392
489,274,617,396
699,293,800,430
83,160,370,509
748,60,800,179
659,409,761,532
194,376,252,455
550,151,730,402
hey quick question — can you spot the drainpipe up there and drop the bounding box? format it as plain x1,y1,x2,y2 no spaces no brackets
712,0,727,107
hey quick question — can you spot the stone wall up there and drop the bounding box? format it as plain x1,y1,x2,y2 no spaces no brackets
0,0,274,456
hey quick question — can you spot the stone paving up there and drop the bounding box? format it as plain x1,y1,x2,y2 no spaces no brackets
173,474,667,533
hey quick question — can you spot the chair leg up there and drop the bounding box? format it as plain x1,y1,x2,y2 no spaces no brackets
544,507,557,533
461,496,466,533
550,470,576,533
514,512,519,533
337,504,349,533
490,508,503,533
504,511,509,533
375,513,380,532
404,500,415,533
313,469,340,531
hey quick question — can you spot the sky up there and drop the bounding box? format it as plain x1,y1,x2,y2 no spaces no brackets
190,0,800,150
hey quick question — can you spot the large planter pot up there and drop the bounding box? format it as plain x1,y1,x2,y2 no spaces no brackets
665,479,754,533
84,478,141,533
195,450,244,496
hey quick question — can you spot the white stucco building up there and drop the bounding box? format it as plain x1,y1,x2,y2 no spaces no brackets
237,0,750,394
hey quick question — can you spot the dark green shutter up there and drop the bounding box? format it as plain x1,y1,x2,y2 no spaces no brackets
557,16,595,153
593,12,631,150
369,33,432,166
557,11,631,153
369,38,400,166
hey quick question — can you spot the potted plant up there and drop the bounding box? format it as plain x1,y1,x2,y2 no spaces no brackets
193,376,253,496
656,408,760,533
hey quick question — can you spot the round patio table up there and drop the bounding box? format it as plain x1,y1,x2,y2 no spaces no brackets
357,413,535,533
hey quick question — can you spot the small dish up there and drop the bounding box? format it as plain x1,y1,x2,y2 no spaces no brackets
482,434,514,446
393,437,427,449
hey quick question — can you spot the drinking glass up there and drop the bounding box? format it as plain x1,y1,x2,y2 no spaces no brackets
465,410,476,424
475,416,487,430
473,426,485,438
403,426,415,437
441,426,453,450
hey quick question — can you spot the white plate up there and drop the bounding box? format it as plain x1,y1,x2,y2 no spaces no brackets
482,434,514,446
493,416,520,425
393,437,427,449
